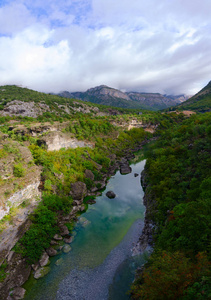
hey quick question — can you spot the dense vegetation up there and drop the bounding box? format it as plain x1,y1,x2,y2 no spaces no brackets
131,112,211,299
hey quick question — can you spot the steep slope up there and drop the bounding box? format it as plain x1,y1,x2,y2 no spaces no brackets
58,85,188,111
175,81,211,112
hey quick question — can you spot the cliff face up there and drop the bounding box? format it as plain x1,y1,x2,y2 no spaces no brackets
37,131,94,151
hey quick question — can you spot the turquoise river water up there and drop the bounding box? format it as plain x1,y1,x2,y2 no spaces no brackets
24,158,148,300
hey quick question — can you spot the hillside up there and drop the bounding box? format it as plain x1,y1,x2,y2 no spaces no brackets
131,111,211,299
172,81,211,112
0,85,112,120
58,85,188,111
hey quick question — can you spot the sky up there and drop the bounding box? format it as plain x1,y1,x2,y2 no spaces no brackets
0,0,210,95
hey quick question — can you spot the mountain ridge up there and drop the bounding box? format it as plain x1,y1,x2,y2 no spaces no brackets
58,85,189,111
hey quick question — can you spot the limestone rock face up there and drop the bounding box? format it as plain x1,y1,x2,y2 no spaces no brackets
1,100,39,118
0,253,31,299
0,182,41,221
70,181,87,202
37,132,93,151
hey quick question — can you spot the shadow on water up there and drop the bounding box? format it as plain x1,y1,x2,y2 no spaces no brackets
24,157,148,300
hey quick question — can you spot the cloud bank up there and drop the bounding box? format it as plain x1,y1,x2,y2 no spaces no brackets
0,0,211,95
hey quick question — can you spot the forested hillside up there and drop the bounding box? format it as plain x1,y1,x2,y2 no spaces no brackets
131,112,211,299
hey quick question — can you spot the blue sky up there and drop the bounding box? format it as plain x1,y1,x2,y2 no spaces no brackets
0,0,211,94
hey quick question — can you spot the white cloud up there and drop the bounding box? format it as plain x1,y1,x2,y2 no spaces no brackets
0,0,210,94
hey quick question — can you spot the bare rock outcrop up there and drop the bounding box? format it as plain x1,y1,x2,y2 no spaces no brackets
84,169,95,181
37,131,93,151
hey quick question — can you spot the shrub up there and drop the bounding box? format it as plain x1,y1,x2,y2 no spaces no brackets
0,263,8,282
13,163,25,177
14,206,58,263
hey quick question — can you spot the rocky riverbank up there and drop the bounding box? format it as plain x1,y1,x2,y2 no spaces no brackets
0,137,155,300
132,168,155,255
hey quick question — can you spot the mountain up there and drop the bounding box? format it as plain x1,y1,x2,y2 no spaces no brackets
58,85,188,111
58,85,148,110
0,85,129,119
174,81,211,112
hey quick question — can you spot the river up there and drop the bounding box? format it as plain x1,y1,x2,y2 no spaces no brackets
24,157,147,300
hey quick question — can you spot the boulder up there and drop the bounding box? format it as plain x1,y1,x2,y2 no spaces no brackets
34,266,50,279
31,262,40,272
79,217,91,227
64,236,74,244
9,287,26,300
46,247,58,257
120,165,132,175
59,225,69,236
84,169,94,181
63,245,72,253
39,252,50,267
53,234,63,241
106,191,116,199
50,240,58,245
70,181,87,201
55,258,63,266
134,173,139,177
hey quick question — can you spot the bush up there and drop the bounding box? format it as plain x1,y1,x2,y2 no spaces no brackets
13,163,25,177
14,206,58,263
42,194,73,214
0,263,8,282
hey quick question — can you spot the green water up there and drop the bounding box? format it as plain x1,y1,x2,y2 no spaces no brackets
24,158,146,300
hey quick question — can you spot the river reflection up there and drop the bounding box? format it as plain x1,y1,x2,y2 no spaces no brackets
24,159,146,300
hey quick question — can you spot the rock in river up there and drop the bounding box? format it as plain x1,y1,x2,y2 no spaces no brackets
63,245,72,253
39,251,50,267
34,267,50,279
106,191,116,199
64,236,74,244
